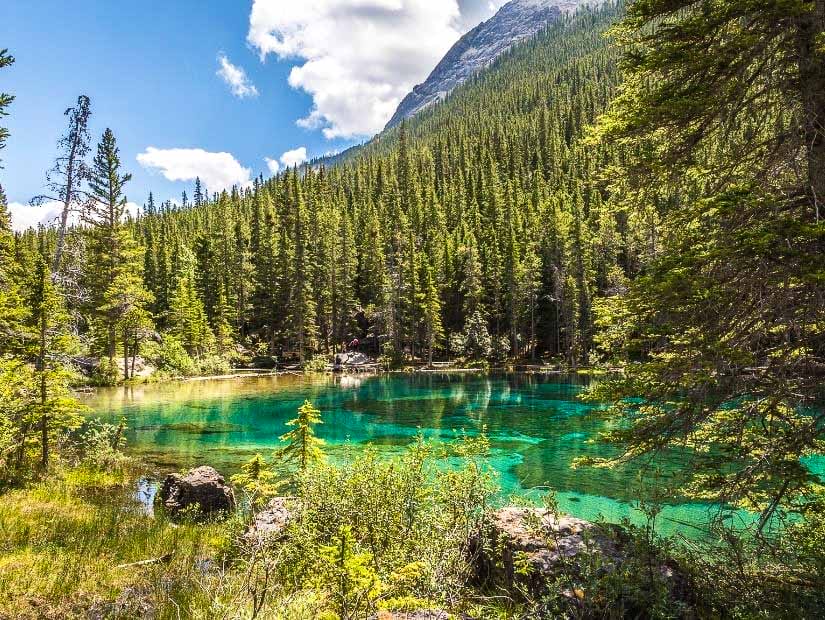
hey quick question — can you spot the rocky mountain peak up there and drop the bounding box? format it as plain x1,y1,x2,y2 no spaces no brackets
384,0,595,131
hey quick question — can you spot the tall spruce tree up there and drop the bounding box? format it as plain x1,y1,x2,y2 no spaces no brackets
168,245,213,358
27,238,85,468
32,95,92,274
84,129,151,372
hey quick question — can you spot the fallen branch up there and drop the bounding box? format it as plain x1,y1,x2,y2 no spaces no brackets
116,553,173,569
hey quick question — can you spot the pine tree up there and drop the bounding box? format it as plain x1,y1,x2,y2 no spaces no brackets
27,237,85,469
193,177,204,208
278,400,324,472
0,49,14,168
212,284,235,356
32,95,92,274
230,454,282,507
168,245,213,358
419,258,444,366
102,268,153,381
84,129,150,371
290,175,318,362
0,184,26,352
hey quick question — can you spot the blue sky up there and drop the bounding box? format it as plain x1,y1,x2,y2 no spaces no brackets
1,0,505,229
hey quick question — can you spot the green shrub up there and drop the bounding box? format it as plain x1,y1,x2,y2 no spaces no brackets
62,418,129,470
196,354,231,376
145,336,196,377
89,357,120,386
252,434,497,618
303,354,330,373
379,342,404,369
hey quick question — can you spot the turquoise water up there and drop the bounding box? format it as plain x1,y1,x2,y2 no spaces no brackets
81,372,748,537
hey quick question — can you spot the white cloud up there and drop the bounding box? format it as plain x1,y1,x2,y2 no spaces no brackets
137,147,252,192
264,146,309,175
279,146,308,168
9,201,140,233
217,53,259,98
247,0,469,138
264,157,281,175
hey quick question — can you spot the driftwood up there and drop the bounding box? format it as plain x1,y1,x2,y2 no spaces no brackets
115,553,173,569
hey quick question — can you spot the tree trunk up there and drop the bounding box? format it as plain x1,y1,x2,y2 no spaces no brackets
123,333,130,380
39,307,48,470
52,131,79,275
797,1,825,222
108,322,117,365
131,338,138,378
530,295,537,361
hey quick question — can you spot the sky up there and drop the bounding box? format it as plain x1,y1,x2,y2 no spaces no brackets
1,0,508,231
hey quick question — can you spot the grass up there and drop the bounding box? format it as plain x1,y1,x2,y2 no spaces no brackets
0,440,507,619
0,466,240,619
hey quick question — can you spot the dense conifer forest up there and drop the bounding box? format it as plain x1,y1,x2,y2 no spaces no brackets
8,5,624,378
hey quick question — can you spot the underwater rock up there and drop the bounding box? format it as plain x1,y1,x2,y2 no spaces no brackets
159,466,235,519
135,422,242,435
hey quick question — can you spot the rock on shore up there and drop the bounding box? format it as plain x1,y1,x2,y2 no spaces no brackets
159,466,235,519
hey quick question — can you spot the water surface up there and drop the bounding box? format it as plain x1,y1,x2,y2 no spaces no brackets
81,372,747,536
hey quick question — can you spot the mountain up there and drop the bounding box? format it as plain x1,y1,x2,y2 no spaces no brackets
384,0,594,131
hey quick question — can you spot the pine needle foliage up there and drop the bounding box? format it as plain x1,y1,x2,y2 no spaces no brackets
279,400,325,472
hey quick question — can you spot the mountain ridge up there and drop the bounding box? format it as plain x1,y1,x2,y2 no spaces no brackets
383,0,595,131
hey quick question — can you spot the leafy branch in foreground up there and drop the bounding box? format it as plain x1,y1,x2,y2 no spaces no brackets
589,0,825,528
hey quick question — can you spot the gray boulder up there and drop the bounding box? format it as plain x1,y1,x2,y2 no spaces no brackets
470,507,695,613
470,507,625,597
159,466,235,519
245,497,296,544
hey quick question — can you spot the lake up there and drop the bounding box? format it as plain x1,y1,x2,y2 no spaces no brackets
81,372,750,537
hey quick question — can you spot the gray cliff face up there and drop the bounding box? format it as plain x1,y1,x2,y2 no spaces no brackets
384,0,592,130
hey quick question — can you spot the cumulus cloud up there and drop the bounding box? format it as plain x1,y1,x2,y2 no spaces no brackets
264,146,309,175
137,147,252,192
247,0,468,138
264,157,281,175
279,146,308,168
217,53,259,98
8,200,140,233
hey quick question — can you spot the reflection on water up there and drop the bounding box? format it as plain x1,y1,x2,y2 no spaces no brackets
80,372,753,536
135,477,158,515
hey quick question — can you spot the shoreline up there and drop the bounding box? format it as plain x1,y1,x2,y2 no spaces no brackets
73,364,621,395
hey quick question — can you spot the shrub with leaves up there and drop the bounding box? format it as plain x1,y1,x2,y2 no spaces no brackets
252,432,497,617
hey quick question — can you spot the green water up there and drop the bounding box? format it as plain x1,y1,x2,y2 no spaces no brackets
81,372,749,537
